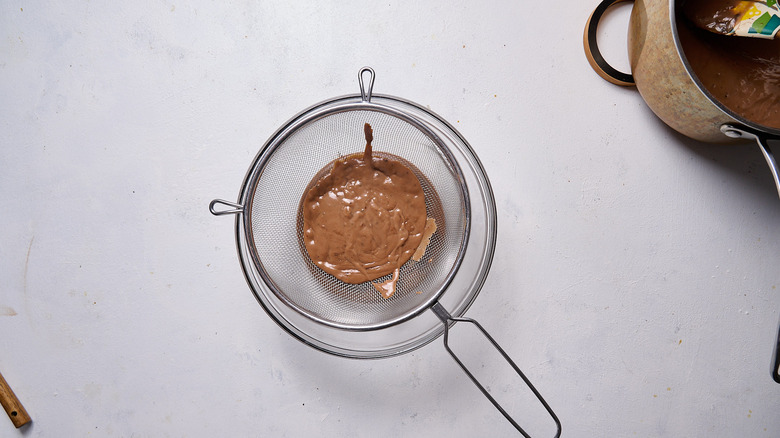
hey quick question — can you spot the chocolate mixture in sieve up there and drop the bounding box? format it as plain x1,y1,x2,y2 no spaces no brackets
301,123,434,298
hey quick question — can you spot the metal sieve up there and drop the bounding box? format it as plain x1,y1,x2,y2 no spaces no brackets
245,107,467,331
210,67,560,437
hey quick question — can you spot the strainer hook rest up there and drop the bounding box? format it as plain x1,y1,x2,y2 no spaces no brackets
359,66,375,102
209,199,244,216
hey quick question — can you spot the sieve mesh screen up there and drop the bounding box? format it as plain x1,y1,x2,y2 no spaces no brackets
245,108,468,329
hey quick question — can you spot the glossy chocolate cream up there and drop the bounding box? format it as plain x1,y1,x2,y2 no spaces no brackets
301,123,430,298
678,2,780,129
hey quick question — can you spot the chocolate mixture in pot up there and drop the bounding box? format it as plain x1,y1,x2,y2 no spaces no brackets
678,2,780,128
301,123,433,299
682,0,760,35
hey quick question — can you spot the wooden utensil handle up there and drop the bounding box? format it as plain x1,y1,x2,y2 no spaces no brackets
0,372,31,428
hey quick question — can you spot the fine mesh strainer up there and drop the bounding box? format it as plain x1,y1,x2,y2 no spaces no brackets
210,67,560,437
248,106,467,330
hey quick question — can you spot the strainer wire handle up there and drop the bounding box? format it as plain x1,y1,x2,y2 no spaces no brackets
431,302,562,438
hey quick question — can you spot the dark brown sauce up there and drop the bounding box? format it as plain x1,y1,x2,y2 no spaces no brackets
677,2,780,129
682,0,746,34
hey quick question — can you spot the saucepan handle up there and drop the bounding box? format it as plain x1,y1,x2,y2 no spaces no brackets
773,324,780,384
721,124,780,200
756,138,780,200
584,0,636,86
431,302,561,438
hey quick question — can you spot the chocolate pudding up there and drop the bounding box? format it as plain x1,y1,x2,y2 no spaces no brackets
301,123,431,298
677,2,780,129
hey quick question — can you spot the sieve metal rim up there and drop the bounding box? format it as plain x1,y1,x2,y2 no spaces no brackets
209,75,499,358
238,99,472,331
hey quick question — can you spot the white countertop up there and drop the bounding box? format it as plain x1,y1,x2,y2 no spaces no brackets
2,1,778,436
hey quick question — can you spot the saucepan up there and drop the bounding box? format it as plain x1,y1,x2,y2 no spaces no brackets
584,0,780,198
586,0,780,384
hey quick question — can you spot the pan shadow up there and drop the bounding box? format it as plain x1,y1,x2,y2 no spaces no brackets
270,315,558,436
646,112,780,205
269,329,484,432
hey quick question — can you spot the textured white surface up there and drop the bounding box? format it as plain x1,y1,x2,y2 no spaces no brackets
1,1,779,437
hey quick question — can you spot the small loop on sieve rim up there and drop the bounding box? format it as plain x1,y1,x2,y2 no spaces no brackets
210,199,244,216
358,66,375,102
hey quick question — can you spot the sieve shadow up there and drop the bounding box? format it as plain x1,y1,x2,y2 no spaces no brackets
271,313,558,436
275,327,481,421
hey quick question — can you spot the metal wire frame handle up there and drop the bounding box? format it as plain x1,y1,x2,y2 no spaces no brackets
773,325,780,384
431,302,562,437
